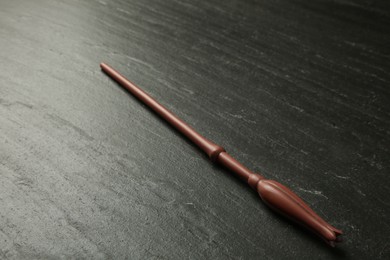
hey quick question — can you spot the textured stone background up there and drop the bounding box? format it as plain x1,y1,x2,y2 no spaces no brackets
0,0,389,259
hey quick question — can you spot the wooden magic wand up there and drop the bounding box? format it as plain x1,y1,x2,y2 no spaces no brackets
100,62,343,246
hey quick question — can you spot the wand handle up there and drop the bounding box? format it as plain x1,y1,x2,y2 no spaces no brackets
100,62,342,246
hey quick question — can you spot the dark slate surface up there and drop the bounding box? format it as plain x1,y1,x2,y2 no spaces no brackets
1,0,389,259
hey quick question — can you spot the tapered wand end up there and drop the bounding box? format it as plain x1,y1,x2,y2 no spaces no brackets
249,174,342,246
100,62,108,70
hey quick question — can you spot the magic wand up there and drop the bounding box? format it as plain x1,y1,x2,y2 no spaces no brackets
100,62,342,246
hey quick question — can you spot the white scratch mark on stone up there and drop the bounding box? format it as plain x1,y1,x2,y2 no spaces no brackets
334,174,350,180
116,8,131,15
298,188,328,199
356,189,366,197
226,112,257,124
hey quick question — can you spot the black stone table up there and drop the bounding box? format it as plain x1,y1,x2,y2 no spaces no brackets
1,0,389,259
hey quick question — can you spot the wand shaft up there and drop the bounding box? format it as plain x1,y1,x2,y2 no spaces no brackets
100,62,259,181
